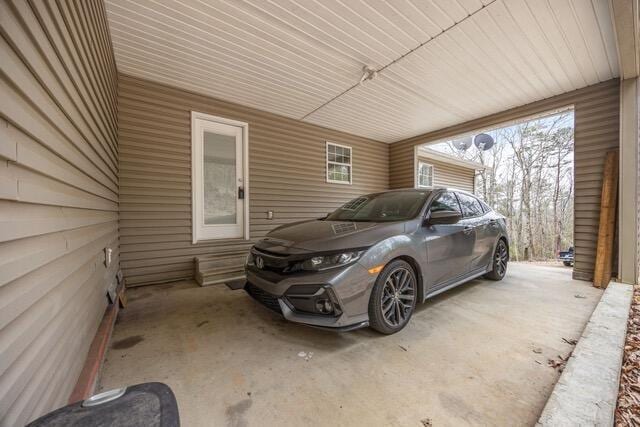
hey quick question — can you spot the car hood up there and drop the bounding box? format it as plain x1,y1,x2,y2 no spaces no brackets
255,219,406,254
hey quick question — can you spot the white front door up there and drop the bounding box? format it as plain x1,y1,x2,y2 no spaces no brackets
191,112,248,243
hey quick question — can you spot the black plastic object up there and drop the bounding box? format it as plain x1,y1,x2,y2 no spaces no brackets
473,133,495,150
244,282,282,314
26,382,179,427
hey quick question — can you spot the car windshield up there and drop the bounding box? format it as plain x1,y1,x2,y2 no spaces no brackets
326,191,431,222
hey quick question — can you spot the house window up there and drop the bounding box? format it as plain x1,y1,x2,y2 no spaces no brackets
326,142,352,184
417,162,434,187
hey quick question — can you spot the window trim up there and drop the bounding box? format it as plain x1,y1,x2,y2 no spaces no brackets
326,141,352,185
417,161,434,188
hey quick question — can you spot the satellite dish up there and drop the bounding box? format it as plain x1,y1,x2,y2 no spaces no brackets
473,133,495,151
452,136,473,151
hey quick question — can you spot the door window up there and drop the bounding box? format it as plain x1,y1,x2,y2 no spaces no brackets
478,199,492,213
203,132,237,225
456,193,484,218
430,191,461,213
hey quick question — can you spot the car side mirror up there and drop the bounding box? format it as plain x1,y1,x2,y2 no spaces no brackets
426,210,462,225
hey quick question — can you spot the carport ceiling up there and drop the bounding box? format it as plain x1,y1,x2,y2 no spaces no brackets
105,0,619,143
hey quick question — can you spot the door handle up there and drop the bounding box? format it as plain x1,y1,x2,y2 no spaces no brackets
463,226,474,234
238,186,245,200
488,219,497,226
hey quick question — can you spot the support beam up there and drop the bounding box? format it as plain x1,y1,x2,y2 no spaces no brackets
611,0,640,285
610,0,639,80
618,78,639,285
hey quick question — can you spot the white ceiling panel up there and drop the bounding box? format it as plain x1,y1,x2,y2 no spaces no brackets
105,0,619,143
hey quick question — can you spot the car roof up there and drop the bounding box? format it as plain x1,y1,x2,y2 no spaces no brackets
379,187,477,197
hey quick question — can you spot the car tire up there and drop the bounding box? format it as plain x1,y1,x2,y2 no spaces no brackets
563,261,572,267
485,239,508,281
368,260,417,335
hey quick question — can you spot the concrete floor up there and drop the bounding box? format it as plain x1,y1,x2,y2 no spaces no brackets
99,263,602,427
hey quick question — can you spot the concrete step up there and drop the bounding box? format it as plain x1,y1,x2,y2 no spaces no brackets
195,251,248,273
195,250,248,264
194,253,247,286
201,264,245,276
194,247,251,286
195,268,246,286
198,273,246,287
196,255,247,273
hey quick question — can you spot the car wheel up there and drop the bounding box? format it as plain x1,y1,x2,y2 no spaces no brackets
368,260,417,335
563,261,572,267
485,239,508,281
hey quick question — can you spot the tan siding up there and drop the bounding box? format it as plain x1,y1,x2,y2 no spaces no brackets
390,79,620,281
0,1,118,425
118,75,388,286
417,156,475,192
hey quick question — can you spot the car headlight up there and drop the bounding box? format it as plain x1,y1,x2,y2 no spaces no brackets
300,250,364,271
245,252,254,266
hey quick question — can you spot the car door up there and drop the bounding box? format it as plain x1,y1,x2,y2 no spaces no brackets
476,199,502,268
455,192,489,272
423,191,475,290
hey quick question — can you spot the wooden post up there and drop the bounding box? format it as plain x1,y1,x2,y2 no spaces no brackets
593,151,619,288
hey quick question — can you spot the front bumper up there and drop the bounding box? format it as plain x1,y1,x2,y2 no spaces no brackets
244,262,375,331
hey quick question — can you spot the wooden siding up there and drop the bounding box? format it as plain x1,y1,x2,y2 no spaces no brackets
390,79,620,282
417,156,475,193
118,74,388,286
0,1,118,425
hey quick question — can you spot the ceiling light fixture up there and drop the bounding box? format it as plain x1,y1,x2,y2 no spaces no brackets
359,65,378,85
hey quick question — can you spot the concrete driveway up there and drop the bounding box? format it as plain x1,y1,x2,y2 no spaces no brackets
99,263,602,427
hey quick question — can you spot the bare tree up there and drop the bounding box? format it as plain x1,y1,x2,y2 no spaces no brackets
427,113,574,261
549,126,574,255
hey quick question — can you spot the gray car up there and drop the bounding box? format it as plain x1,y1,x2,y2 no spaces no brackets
244,188,509,334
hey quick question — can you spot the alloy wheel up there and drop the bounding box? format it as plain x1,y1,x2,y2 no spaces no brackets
381,267,415,327
495,241,508,277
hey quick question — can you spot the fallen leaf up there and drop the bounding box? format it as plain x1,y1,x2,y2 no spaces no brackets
615,285,640,424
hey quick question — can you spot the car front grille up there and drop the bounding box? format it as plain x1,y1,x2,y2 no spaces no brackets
244,282,282,314
251,248,298,274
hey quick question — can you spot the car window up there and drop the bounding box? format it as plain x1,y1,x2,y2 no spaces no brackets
479,200,492,213
456,193,484,217
430,191,461,214
326,190,430,222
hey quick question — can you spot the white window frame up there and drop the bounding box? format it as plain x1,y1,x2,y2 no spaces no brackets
417,161,434,188
191,111,249,244
326,141,352,185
